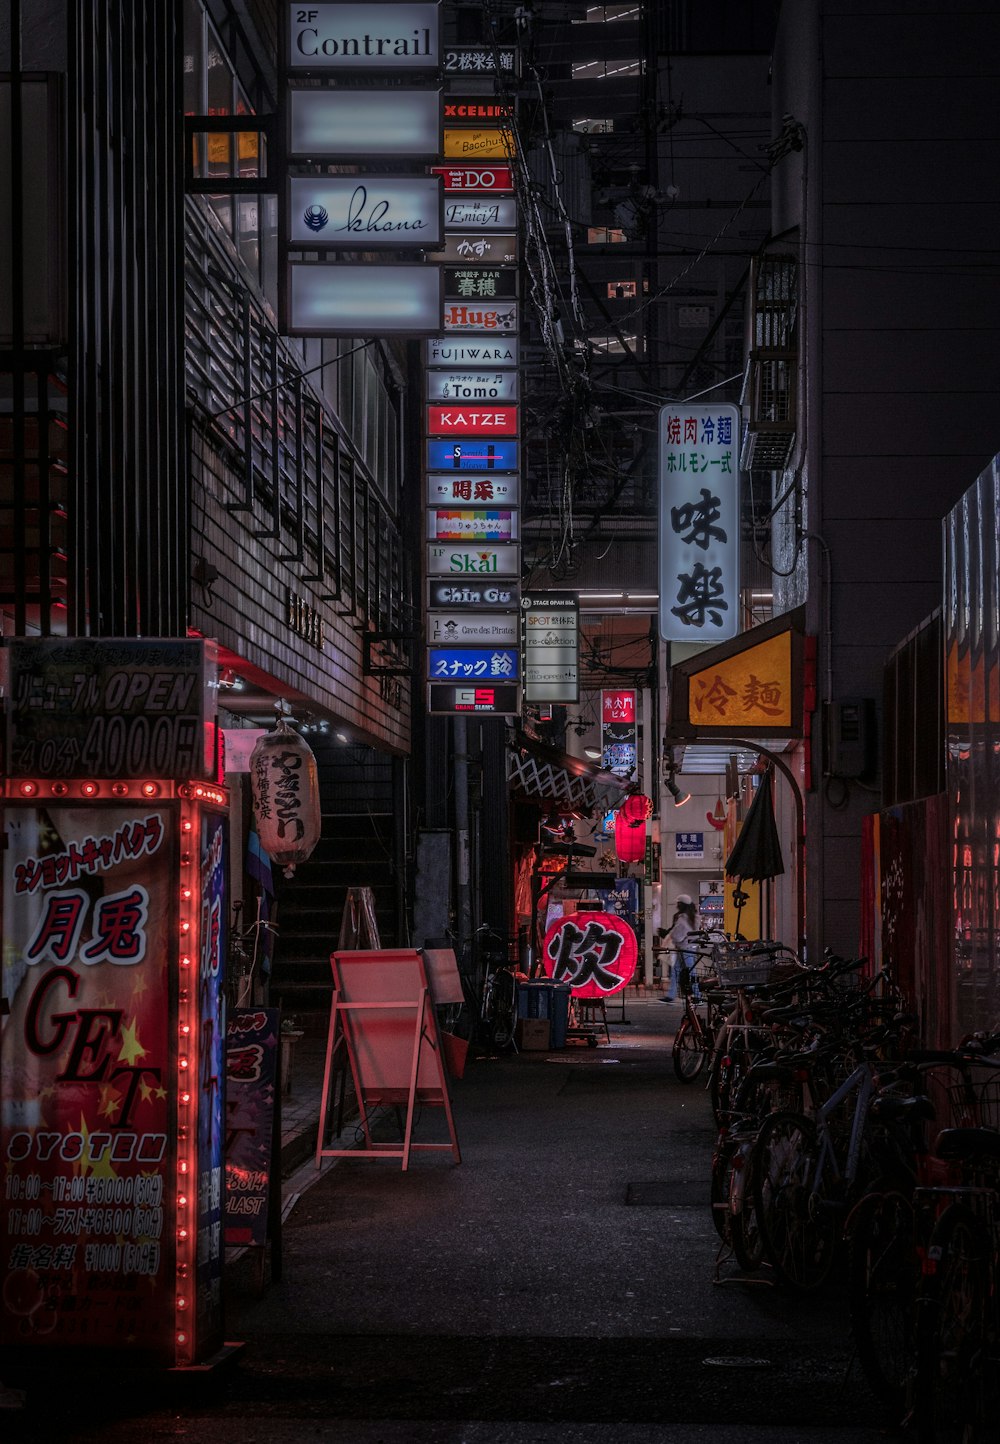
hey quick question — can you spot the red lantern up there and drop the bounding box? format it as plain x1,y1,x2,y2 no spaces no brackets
614,791,652,863
248,720,321,878
541,911,638,998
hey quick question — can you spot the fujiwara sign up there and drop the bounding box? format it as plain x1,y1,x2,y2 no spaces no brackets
425,336,518,366
286,3,442,72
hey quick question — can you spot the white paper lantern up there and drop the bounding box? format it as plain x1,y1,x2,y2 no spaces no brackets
248,720,321,878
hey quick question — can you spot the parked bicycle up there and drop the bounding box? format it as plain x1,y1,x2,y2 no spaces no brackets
671,943,732,1083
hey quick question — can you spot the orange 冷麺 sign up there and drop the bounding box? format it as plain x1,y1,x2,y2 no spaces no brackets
688,631,793,729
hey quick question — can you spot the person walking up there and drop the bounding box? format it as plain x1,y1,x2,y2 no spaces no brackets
661,893,700,1002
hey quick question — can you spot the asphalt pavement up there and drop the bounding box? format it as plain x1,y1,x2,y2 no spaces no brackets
2,996,898,1442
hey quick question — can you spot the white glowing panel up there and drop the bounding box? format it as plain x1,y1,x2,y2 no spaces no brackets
287,263,442,336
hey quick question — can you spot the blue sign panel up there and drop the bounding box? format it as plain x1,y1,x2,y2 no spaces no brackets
675,831,704,858
427,438,518,472
597,877,640,938
428,646,519,680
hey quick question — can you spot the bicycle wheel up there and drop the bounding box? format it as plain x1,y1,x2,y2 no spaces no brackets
672,1015,707,1082
729,1132,766,1273
752,1110,837,1291
914,1202,991,1444
710,1131,738,1244
846,1188,917,1409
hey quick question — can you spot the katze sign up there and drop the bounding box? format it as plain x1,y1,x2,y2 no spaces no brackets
426,405,517,436
286,3,442,72
287,86,441,159
288,176,443,247
659,402,740,643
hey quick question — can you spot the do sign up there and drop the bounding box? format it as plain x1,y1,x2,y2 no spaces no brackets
542,912,637,999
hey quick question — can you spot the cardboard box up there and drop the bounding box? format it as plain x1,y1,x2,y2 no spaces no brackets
517,1017,551,1051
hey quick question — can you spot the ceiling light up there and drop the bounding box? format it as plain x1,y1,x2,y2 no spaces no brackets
584,745,602,761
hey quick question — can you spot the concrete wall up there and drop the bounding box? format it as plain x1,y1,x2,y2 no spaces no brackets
772,2,1000,958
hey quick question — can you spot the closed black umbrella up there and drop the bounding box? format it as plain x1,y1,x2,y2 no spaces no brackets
725,766,784,932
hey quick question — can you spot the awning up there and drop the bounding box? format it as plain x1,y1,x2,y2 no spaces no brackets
507,728,629,815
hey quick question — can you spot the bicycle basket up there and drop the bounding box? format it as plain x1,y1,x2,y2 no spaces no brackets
711,942,774,988
947,1076,1000,1130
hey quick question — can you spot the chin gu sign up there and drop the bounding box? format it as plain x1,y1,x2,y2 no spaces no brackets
659,402,740,643
542,913,638,999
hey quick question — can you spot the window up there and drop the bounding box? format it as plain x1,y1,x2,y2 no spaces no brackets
607,281,636,299
589,334,640,355
587,227,628,244
572,118,615,134
572,59,642,80
573,4,641,20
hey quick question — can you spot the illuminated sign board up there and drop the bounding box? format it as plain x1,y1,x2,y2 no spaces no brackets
442,128,514,160
659,402,740,643
443,301,518,332
542,912,638,998
427,578,520,609
426,405,518,436
444,196,518,230
602,689,637,778
426,438,517,471
428,647,519,681
425,336,518,366
687,631,794,730
426,233,518,266
443,97,515,123
431,164,513,192
427,472,519,506
287,175,443,248
442,45,517,76
286,3,442,73
427,509,518,542
427,683,521,715
287,86,441,159
427,543,520,575
521,593,580,704
288,262,442,336
3,636,214,780
426,369,518,403
444,267,517,299
427,611,519,645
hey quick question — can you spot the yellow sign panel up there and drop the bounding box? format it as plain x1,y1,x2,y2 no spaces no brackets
442,128,514,160
687,632,793,729
945,641,991,725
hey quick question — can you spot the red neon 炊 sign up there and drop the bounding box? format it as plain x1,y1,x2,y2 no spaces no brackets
541,912,637,999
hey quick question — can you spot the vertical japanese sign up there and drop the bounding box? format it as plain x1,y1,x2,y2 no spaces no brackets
224,1007,279,1250
659,403,740,642
0,805,175,1359
195,810,226,1356
601,689,637,779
